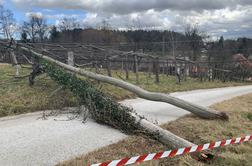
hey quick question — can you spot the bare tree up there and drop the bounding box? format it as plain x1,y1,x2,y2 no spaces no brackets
98,19,111,30
0,5,17,39
57,17,81,42
184,24,204,61
97,19,115,43
58,17,80,31
22,14,48,42
36,16,47,42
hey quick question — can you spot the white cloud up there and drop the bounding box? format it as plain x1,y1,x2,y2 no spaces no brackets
81,5,252,37
11,0,252,37
11,0,252,14
25,12,43,18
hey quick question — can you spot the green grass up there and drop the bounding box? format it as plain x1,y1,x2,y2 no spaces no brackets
0,63,250,117
95,69,251,100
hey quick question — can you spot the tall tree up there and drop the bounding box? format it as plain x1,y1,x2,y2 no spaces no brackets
57,17,80,41
22,14,48,42
185,24,204,61
58,17,80,31
0,5,17,39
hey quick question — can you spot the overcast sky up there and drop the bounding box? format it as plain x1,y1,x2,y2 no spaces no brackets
1,0,252,38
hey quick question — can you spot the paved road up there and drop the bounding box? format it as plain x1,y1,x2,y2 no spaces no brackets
1,85,252,166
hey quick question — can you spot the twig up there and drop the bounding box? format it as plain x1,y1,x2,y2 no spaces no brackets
48,86,63,98
75,62,93,67
21,54,34,65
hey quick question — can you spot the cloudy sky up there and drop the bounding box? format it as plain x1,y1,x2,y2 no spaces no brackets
1,0,252,38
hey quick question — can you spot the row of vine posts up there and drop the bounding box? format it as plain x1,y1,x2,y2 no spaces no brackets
1,41,250,84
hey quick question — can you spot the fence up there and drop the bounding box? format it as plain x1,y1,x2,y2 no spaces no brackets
0,41,251,83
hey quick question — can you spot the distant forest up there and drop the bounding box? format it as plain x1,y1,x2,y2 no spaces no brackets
46,27,252,62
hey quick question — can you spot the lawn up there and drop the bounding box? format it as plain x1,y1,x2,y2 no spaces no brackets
0,63,250,117
58,93,252,166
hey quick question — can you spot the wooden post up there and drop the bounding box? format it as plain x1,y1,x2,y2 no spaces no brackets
208,68,213,81
166,60,169,77
121,59,124,71
94,61,99,73
155,57,160,83
176,64,181,84
104,52,112,77
10,51,21,77
162,62,165,75
134,54,139,84
107,59,112,77
162,35,165,56
148,59,152,79
184,61,188,81
125,54,129,80
67,51,74,66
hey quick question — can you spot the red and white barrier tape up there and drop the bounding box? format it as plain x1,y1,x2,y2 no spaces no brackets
90,135,252,166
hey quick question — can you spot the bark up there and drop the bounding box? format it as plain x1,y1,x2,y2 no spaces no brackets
29,62,43,86
20,46,228,120
131,113,194,148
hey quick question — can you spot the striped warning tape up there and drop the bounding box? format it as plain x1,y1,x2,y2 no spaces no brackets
90,135,252,166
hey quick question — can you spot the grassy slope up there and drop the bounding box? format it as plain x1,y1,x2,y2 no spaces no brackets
58,93,252,166
0,64,77,117
0,63,250,117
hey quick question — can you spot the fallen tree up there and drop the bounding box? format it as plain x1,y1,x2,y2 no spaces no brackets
19,46,228,120
2,43,222,159
36,56,194,148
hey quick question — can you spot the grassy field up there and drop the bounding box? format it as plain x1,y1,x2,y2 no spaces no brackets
0,63,250,117
0,63,77,117
58,93,252,166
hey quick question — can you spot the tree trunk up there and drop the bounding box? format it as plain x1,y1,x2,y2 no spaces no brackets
131,113,194,148
20,46,228,120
